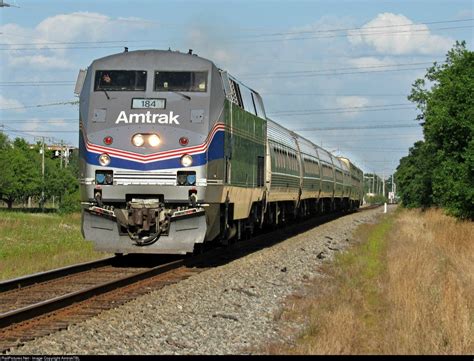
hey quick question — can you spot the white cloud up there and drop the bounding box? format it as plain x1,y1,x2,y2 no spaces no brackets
185,28,234,68
348,56,396,69
336,96,370,108
456,9,473,19
0,95,24,112
335,96,370,118
348,13,454,55
20,119,41,131
49,118,68,127
0,12,151,70
36,12,113,43
8,54,73,70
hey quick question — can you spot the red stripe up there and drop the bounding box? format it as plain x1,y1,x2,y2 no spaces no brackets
85,123,225,162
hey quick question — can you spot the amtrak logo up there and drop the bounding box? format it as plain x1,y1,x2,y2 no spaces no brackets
115,111,180,124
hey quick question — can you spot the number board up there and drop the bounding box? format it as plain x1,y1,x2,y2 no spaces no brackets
132,98,165,109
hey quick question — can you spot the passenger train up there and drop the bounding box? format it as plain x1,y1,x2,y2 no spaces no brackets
76,49,364,254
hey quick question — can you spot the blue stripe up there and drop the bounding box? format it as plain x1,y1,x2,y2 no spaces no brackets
82,130,224,171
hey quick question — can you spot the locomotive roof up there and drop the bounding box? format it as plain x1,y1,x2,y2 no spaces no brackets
90,49,215,69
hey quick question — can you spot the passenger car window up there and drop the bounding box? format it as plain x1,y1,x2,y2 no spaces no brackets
95,70,147,91
154,71,207,92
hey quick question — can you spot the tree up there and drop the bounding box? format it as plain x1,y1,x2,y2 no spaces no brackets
395,141,434,209
396,41,474,219
0,138,41,208
0,132,9,150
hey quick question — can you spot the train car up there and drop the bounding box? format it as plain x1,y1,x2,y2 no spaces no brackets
76,49,364,255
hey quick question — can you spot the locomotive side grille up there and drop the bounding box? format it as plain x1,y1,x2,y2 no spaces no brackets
114,171,177,185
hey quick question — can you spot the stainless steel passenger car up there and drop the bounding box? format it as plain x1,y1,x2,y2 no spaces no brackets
76,49,364,255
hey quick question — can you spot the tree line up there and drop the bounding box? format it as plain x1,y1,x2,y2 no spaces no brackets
0,134,80,212
395,41,473,219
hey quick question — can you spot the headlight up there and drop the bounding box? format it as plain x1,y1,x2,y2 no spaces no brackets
99,153,110,166
180,154,193,167
148,134,161,147
132,134,144,147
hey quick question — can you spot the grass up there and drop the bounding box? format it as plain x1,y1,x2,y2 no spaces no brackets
0,210,109,281
266,208,473,355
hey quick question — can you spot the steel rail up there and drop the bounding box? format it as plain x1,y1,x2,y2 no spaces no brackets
0,259,184,329
0,256,117,293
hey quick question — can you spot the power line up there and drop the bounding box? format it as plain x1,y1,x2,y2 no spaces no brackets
0,118,77,121
293,124,421,131
236,25,474,43
0,44,132,51
3,129,77,133
0,100,79,111
1,125,65,143
261,92,407,97
1,24,472,51
242,67,428,79
0,61,434,88
0,40,153,46
0,81,73,84
0,84,75,87
240,18,474,38
269,103,411,114
241,61,435,77
269,106,416,116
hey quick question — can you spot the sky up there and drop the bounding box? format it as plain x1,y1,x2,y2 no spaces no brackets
0,0,472,178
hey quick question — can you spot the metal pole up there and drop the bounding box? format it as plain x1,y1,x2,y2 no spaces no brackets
60,140,63,169
41,137,45,211
382,171,385,197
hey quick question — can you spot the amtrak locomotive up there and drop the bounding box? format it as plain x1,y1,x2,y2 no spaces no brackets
76,49,364,255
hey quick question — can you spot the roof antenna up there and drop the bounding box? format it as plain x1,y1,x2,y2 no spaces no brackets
188,49,193,55
124,47,128,52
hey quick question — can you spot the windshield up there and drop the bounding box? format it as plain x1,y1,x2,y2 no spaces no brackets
94,70,147,91
154,71,207,92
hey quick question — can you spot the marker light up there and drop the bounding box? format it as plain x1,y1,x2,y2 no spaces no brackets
105,173,113,185
179,137,189,146
180,154,193,167
132,134,145,147
96,173,106,184
187,174,196,185
148,134,161,147
103,136,113,145
99,153,111,166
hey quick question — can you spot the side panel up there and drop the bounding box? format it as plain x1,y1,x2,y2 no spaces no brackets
297,136,321,200
267,120,301,202
224,100,266,188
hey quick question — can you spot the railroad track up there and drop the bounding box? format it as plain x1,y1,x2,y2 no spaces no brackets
0,205,381,353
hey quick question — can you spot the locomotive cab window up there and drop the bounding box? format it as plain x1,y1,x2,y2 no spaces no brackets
95,70,147,91
154,71,208,92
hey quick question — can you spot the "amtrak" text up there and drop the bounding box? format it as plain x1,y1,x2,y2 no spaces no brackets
115,111,180,124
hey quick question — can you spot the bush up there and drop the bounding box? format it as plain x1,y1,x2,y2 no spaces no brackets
59,190,81,214
365,194,388,205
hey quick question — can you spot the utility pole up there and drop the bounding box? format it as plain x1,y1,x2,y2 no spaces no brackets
382,171,385,197
371,171,375,194
65,144,69,168
41,137,45,211
60,140,63,169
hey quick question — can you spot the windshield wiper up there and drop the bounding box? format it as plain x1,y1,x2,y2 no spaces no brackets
102,89,111,100
172,91,191,101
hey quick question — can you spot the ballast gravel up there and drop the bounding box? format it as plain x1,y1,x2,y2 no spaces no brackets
9,206,392,355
